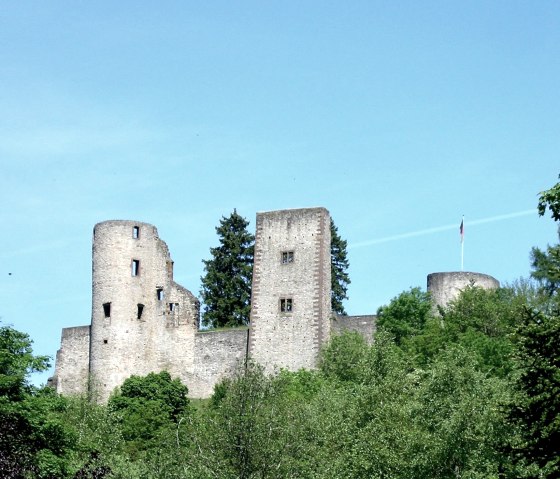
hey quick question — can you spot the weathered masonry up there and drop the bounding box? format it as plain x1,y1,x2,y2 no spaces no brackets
249,208,332,373
51,208,499,401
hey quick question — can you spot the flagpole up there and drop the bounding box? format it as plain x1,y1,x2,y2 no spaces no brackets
460,215,464,271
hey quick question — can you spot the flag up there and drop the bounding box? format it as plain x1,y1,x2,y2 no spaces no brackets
459,218,464,243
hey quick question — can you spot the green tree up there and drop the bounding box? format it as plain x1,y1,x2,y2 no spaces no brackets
108,371,189,457
508,309,560,477
197,363,313,479
200,210,254,328
507,176,560,477
0,323,50,401
0,323,72,478
376,287,432,347
532,176,560,297
331,218,351,315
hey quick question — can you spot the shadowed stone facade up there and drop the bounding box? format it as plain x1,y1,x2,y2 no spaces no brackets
51,209,500,401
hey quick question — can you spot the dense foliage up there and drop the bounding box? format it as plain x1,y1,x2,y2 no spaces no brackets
200,210,255,328
3,177,559,478
330,218,351,315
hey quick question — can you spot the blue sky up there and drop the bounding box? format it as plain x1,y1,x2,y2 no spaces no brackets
1,1,558,385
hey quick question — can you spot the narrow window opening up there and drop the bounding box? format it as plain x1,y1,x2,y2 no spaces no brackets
103,339,108,344
132,226,140,239
103,303,111,318
157,288,164,300
281,251,294,264
132,259,140,277
169,302,179,313
280,298,293,313
137,304,144,319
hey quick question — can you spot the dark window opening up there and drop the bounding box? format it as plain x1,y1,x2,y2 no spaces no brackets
132,259,140,277
133,226,140,239
169,302,178,313
137,304,144,319
280,298,293,313
281,251,294,264
103,339,108,344
157,288,164,300
103,303,111,318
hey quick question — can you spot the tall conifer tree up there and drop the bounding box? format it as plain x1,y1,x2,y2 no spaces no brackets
200,210,254,328
331,218,350,315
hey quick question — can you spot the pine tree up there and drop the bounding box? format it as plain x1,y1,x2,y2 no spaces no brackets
331,218,350,315
200,210,255,328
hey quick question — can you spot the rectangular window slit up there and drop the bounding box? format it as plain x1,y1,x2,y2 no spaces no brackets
280,298,293,313
157,288,164,300
103,303,111,318
137,304,144,319
131,259,140,277
169,302,178,313
281,251,294,264
103,339,108,344
132,226,140,239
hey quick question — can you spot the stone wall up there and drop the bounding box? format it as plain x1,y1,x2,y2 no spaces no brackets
189,328,249,398
51,325,90,395
87,220,200,402
427,271,500,310
249,208,331,373
52,210,503,402
331,315,376,344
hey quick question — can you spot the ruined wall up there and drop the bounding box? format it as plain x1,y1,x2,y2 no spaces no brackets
427,271,500,310
51,326,90,395
52,211,506,402
188,328,249,398
249,208,331,373
331,315,376,344
88,220,200,402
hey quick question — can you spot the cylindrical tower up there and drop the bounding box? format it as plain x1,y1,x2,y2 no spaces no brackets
89,220,198,402
427,271,500,310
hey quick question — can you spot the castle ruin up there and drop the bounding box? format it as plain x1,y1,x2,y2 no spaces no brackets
51,207,499,401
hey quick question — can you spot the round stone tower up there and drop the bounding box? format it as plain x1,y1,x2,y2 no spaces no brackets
89,220,199,402
427,271,500,310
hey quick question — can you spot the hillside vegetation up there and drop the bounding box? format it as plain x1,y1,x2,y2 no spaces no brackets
2,177,559,478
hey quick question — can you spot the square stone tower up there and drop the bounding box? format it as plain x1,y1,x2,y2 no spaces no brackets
248,208,331,373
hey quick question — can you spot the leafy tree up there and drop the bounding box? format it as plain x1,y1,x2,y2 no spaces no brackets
0,323,71,478
508,308,560,477
200,210,254,328
108,371,189,456
331,218,351,315
404,286,526,378
198,363,313,479
532,176,560,297
319,331,369,383
0,323,50,401
530,244,560,297
376,287,432,347
537,174,560,221
507,176,560,477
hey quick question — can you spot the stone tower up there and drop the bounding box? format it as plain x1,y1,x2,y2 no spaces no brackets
89,221,199,402
248,208,331,373
427,271,500,310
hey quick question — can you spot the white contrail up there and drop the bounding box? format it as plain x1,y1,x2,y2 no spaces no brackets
348,209,536,249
